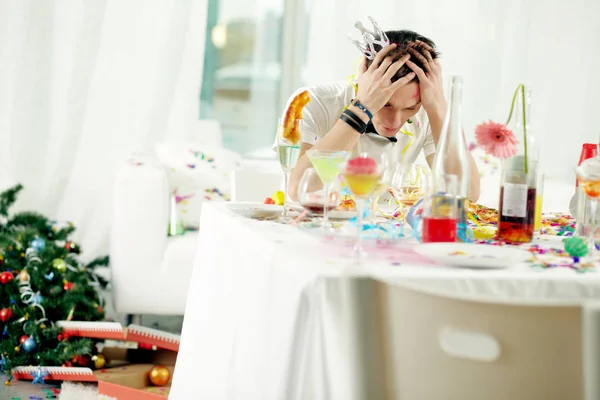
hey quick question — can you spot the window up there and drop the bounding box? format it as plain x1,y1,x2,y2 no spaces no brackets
200,0,307,158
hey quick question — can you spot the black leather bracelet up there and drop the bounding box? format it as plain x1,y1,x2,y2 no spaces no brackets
351,99,373,120
343,108,367,128
340,112,367,134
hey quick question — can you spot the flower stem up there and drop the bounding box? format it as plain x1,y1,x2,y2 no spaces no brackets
505,83,528,174
521,85,528,174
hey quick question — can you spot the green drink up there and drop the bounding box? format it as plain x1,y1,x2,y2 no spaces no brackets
308,152,350,184
306,150,350,230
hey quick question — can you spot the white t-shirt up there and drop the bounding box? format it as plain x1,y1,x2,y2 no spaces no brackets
275,81,436,165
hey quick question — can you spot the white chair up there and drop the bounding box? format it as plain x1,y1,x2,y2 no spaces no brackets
342,278,600,400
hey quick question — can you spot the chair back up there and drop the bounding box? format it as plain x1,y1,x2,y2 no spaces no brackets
342,279,600,400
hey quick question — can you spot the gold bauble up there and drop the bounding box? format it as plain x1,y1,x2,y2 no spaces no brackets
14,346,20,352
92,353,106,369
52,258,67,273
19,270,29,282
148,365,171,386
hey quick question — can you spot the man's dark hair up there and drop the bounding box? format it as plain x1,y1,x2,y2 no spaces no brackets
366,30,439,83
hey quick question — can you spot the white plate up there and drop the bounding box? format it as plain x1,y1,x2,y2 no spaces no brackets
289,203,356,220
413,243,531,269
228,202,283,219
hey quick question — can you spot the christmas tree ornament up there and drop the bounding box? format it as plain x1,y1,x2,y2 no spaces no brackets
148,365,171,386
22,337,37,353
92,353,107,369
0,308,14,322
18,270,30,282
65,241,81,254
32,292,44,304
44,271,54,281
62,361,72,367
72,354,91,367
14,346,20,352
63,281,74,291
30,238,46,252
0,271,14,284
52,258,67,273
19,335,29,344
31,367,48,384
0,254,4,266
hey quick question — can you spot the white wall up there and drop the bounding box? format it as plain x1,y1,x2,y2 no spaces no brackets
303,0,600,183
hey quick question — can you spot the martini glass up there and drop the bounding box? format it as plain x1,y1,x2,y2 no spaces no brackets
576,156,600,257
276,119,301,222
307,150,351,229
342,152,386,260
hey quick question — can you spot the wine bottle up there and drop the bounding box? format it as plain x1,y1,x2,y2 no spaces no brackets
497,86,539,243
423,75,470,242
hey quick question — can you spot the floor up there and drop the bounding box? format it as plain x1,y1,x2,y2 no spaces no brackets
0,285,184,398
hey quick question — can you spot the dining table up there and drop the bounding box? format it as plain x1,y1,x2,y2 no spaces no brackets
169,184,600,400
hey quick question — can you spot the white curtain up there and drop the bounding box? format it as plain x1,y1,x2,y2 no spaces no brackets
304,0,600,183
0,0,208,257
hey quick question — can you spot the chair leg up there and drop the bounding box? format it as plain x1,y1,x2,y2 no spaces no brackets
126,314,142,326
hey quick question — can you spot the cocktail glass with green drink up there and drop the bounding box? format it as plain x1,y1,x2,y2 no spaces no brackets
307,150,351,229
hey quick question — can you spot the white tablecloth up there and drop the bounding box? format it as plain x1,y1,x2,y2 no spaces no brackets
169,202,600,399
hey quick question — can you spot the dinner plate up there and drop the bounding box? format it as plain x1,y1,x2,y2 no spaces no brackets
288,203,356,220
228,202,284,219
413,242,531,269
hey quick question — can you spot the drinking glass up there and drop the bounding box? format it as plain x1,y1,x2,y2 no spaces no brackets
575,157,600,256
276,119,301,222
297,168,342,220
307,150,351,229
388,164,428,220
534,172,545,235
342,152,387,260
364,154,391,223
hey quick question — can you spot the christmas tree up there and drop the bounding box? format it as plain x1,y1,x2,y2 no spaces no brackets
0,184,109,380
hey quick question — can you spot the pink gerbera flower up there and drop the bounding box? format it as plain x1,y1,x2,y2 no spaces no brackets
474,121,518,159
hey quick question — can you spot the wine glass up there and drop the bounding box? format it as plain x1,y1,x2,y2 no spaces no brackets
575,157,600,256
276,119,301,222
389,164,428,220
297,168,342,223
307,150,351,230
364,154,391,223
342,152,387,260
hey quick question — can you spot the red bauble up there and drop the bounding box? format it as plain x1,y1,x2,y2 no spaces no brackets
57,334,64,341
19,335,29,344
62,361,72,368
0,271,14,284
63,282,74,291
65,241,80,254
0,308,13,322
72,354,91,367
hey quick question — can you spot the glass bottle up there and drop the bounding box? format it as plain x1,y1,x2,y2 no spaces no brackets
570,143,599,237
497,86,539,243
423,75,471,242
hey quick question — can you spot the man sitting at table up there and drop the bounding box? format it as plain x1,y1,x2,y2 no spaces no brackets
281,25,480,202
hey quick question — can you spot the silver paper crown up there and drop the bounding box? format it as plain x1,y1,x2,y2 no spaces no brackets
348,16,390,60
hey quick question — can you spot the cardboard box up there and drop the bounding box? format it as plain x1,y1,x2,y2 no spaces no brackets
12,321,180,400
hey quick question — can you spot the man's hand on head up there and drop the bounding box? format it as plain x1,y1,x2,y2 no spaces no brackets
406,40,446,118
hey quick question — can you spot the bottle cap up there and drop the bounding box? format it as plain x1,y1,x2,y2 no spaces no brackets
579,143,598,165
577,143,598,186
